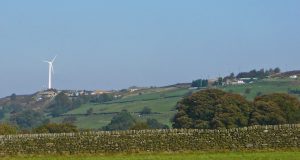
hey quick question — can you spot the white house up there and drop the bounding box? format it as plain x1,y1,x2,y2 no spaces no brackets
290,75,298,79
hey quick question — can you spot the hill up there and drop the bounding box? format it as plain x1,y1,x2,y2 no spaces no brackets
1,76,300,130
221,77,300,100
51,87,195,129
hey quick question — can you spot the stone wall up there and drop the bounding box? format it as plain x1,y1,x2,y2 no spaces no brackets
0,124,299,155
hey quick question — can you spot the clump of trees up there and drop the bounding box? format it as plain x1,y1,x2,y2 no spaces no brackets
191,79,209,88
141,106,152,115
235,68,280,79
10,109,48,129
103,110,169,131
172,89,300,129
0,123,17,135
47,92,81,117
33,123,78,133
250,93,300,125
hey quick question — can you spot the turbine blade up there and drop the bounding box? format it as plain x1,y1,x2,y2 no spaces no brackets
43,60,50,63
51,55,57,63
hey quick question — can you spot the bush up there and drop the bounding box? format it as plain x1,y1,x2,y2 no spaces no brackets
250,93,300,125
10,109,48,129
173,89,252,129
141,106,152,115
173,89,300,129
0,123,17,135
130,122,149,130
147,119,169,129
103,110,136,131
33,123,78,133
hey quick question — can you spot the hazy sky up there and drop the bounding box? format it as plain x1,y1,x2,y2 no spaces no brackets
0,0,300,97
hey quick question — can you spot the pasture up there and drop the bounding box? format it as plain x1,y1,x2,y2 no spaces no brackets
51,78,300,129
3,151,300,160
52,88,193,129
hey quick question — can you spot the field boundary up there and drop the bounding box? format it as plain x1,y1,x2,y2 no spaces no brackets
0,124,299,155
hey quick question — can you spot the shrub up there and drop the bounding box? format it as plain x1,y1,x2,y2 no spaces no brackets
33,123,78,133
0,123,17,135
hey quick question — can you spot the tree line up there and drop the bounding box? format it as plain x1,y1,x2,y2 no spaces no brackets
226,67,281,80
173,89,300,129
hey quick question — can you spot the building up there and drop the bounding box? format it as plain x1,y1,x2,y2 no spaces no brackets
290,75,298,79
91,90,112,95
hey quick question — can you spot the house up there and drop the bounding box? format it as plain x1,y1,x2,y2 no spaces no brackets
91,90,112,95
38,90,58,98
290,75,298,79
225,79,245,85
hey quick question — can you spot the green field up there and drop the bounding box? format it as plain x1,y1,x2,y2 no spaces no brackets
51,78,300,129
221,78,300,100
51,88,193,129
3,151,300,160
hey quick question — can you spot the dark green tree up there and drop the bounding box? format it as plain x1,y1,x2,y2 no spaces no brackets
86,108,94,115
146,119,169,129
130,122,149,130
141,106,152,115
62,116,77,124
33,123,78,133
48,92,73,117
0,123,17,135
191,79,208,88
250,93,300,125
10,93,17,101
172,89,252,129
10,109,48,129
103,110,136,131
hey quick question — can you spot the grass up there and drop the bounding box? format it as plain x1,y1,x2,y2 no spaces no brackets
50,78,300,129
3,151,300,160
51,88,192,129
221,78,300,100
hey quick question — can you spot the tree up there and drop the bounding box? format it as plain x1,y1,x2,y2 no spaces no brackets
62,116,77,124
0,123,17,135
274,67,281,73
146,119,169,129
86,108,94,115
250,93,300,125
10,93,17,101
141,106,151,115
10,109,48,129
48,92,73,117
0,109,5,120
103,110,136,131
191,79,208,88
172,89,252,129
130,122,149,130
245,88,251,94
33,123,78,133
249,101,286,125
89,94,114,103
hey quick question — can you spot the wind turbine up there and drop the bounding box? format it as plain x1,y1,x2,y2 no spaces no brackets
44,56,57,89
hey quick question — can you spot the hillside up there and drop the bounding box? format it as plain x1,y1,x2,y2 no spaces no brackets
1,76,300,130
221,78,300,100
51,87,195,129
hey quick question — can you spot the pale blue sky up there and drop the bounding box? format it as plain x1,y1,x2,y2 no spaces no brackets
0,0,300,97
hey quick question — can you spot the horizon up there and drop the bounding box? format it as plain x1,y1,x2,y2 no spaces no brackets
1,0,300,98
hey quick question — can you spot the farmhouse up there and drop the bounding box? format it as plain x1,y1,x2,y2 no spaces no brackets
91,90,112,95
290,75,298,79
225,79,245,85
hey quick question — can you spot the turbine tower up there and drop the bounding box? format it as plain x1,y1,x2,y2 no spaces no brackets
44,56,57,89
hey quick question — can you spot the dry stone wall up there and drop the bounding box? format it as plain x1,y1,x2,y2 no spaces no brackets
0,124,299,155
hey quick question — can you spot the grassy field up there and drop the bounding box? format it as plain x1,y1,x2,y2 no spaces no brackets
51,88,193,129
221,78,300,100
51,78,300,129
3,151,300,160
